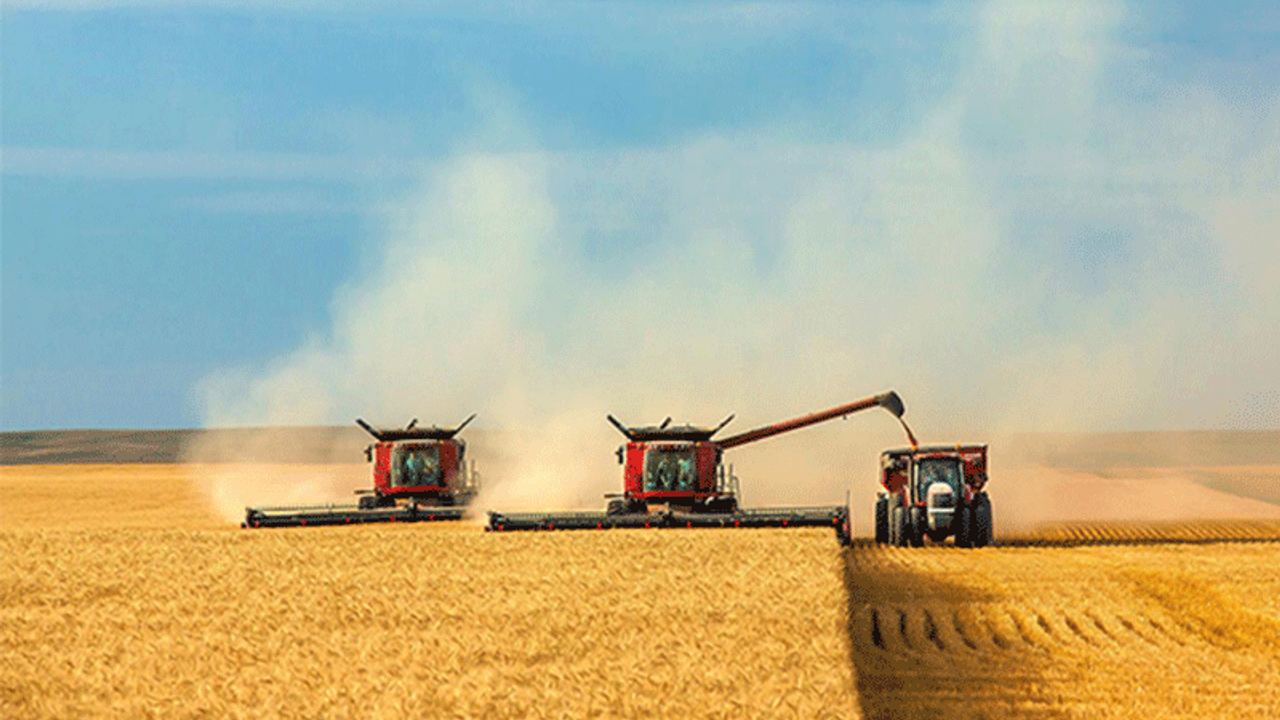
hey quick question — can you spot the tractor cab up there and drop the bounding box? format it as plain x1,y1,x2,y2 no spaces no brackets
914,456,962,502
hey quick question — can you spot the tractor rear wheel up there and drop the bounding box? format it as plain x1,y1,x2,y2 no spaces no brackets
908,507,925,547
972,493,993,548
874,496,889,544
888,496,906,547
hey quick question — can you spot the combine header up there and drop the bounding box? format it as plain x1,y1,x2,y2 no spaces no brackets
486,391,908,545
243,415,480,529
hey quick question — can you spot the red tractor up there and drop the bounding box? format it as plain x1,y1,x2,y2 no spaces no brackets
875,444,992,547
487,391,907,545
243,416,480,528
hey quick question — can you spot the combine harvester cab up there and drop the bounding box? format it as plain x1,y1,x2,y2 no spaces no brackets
487,391,909,546
242,415,480,529
875,444,992,548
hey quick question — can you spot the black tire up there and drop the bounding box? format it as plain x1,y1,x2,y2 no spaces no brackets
972,493,993,548
889,506,902,546
606,499,625,516
875,496,889,545
955,505,973,548
358,494,376,510
888,495,906,547
908,506,925,547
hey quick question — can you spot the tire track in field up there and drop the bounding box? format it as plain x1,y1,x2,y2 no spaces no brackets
843,549,1073,719
841,538,1280,719
853,589,1199,658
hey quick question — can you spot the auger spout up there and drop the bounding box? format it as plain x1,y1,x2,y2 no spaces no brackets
715,391,904,450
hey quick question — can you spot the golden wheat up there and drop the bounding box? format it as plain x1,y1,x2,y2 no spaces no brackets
1,465,858,719
6,463,1280,719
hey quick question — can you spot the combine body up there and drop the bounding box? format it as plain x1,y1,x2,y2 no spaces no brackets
243,416,479,529
875,444,992,547
355,417,478,510
487,391,908,545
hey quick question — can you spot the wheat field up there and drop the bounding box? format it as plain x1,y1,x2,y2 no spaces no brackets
4,462,1280,719
1,464,857,719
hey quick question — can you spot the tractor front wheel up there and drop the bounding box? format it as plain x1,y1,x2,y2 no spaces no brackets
888,496,905,547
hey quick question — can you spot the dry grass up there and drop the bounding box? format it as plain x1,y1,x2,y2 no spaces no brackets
1,465,857,719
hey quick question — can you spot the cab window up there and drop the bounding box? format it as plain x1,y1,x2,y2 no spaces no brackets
915,457,960,497
393,444,442,487
644,447,696,492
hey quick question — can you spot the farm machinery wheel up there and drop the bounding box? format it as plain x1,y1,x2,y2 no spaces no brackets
972,493,993,548
888,496,906,547
955,505,973,548
607,499,625,516
908,507,925,547
874,495,889,545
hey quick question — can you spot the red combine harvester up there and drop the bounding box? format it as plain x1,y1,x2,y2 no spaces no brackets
486,391,907,545
876,444,992,547
242,415,480,529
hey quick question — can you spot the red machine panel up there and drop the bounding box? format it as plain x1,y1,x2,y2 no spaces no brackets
623,443,646,495
373,442,393,493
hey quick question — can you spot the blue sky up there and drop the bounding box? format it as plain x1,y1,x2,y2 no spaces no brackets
3,0,1279,434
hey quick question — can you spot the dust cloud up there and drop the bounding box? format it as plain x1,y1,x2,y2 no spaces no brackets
192,0,1279,527
181,427,369,523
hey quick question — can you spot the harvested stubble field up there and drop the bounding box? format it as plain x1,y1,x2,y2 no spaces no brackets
4,460,1280,719
844,538,1280,719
